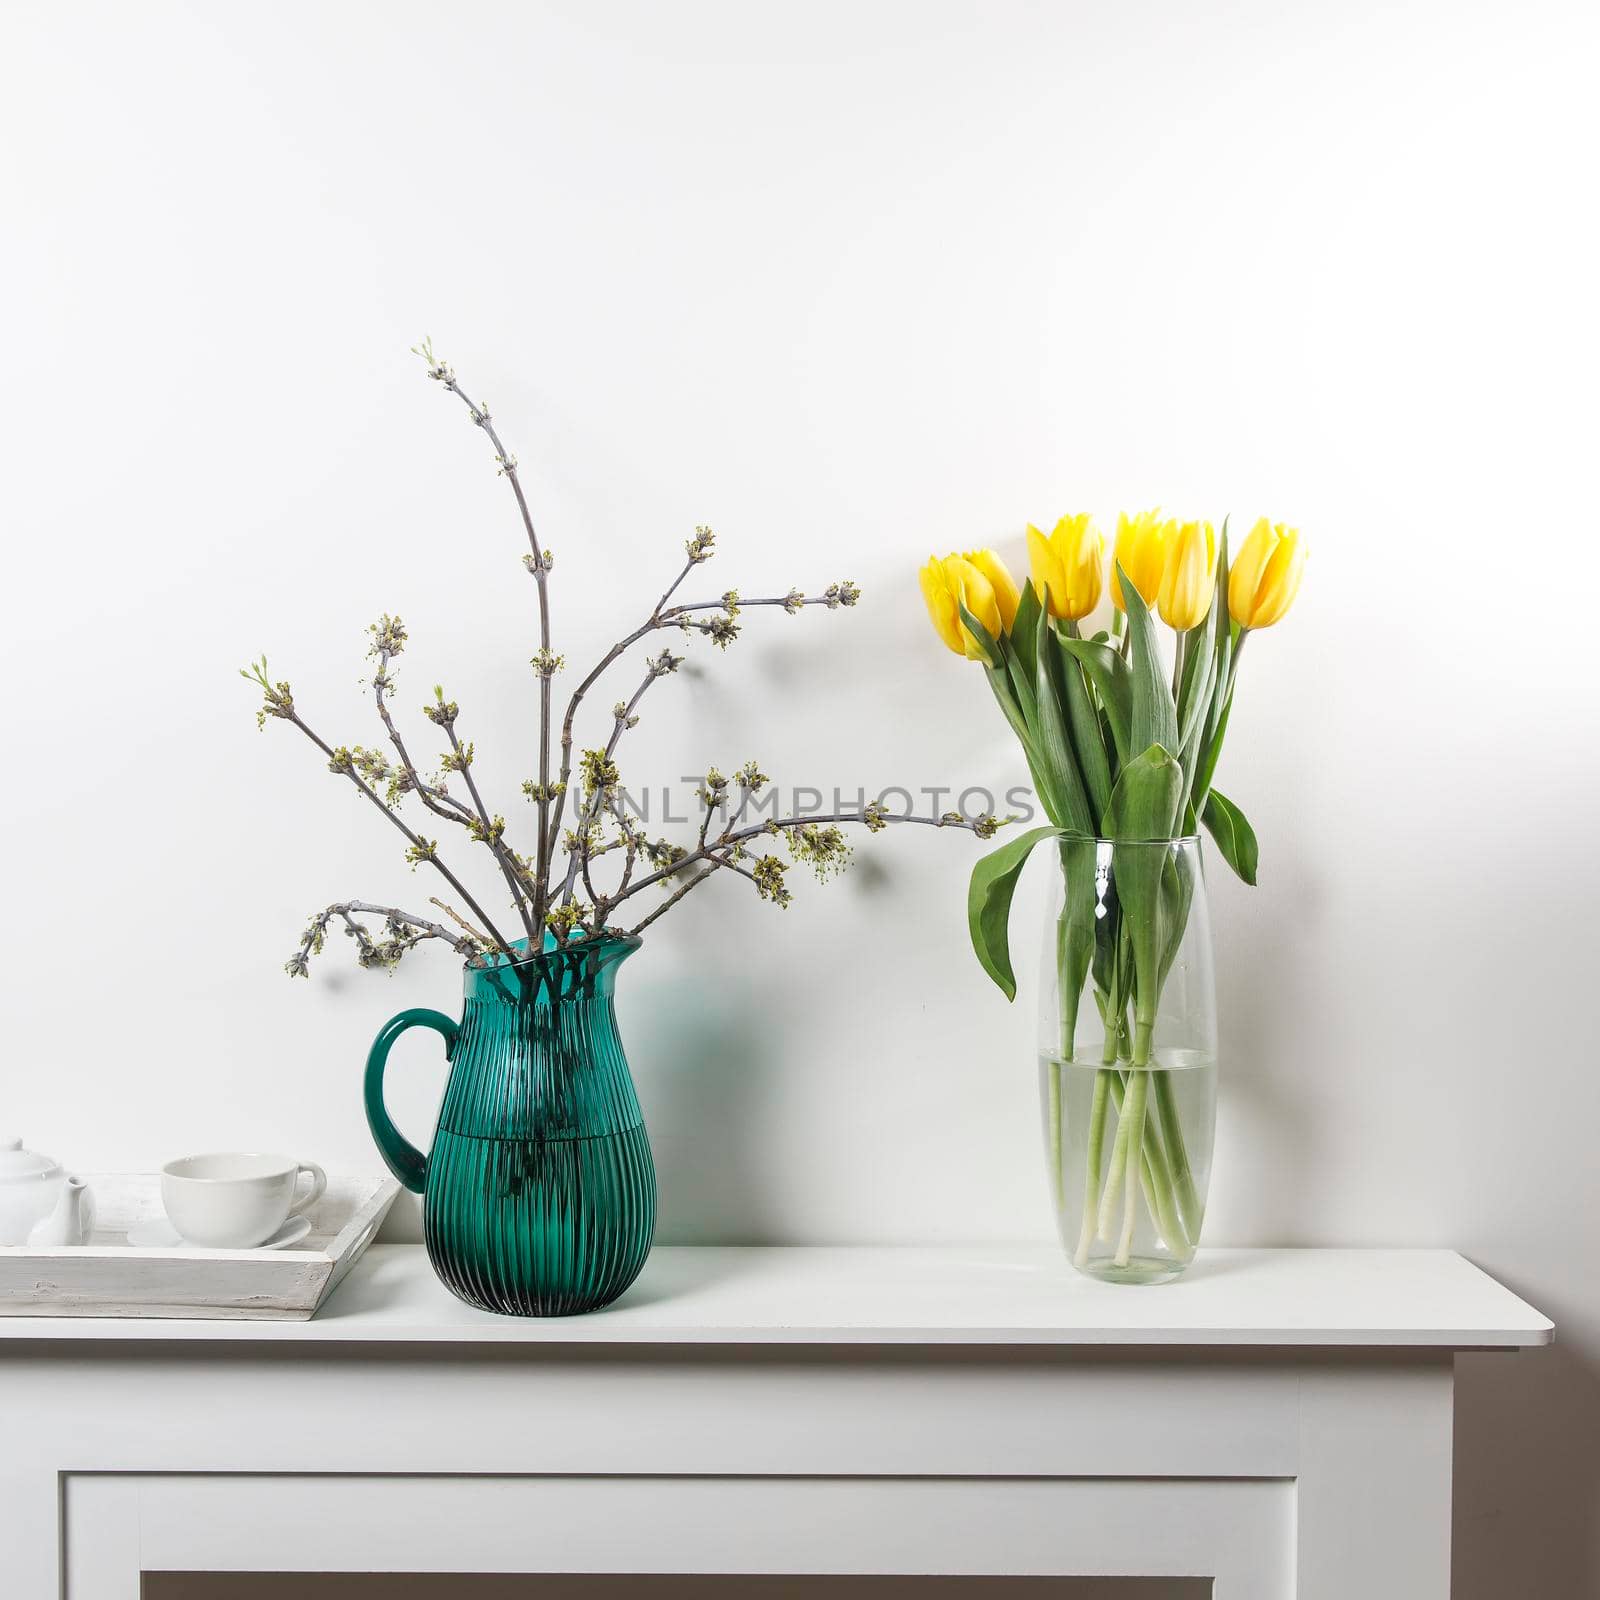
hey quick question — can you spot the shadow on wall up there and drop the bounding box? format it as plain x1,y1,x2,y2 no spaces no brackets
627,974,787,1245
1209,852,1327,1243
1454,1294,1600,1599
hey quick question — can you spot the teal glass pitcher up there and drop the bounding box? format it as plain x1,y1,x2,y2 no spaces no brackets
364,932,655,1317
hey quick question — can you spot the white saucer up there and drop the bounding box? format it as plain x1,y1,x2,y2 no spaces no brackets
125,1214,314,1252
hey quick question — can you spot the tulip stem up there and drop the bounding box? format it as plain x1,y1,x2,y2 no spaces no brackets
1192,629,1247,820
1152,1070,1203,1240
1074,956,1125,1263
1092,1073,1130,1247
1076,941,1192,1267
1107,1004,1158,1268
1108,1069,1190,1259
1093,999,1139,1245
1114,1067,1151,1266
1074,1069,1112,1267
1090,946,1167,1268
1049,900,1083,1214
1047,1059,1065,1212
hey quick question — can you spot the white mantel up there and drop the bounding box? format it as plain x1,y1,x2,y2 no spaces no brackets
0,1245,1552,1598
0,1244,1552,1348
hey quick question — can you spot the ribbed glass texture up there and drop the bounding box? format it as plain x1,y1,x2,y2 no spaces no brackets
367,933,655,1317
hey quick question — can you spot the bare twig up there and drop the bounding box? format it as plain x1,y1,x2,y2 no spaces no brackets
556,651,681,907
545,616,668,876
613,802,641,897
545,581,857,882
275,697,515,954
614,807,993,909
370,644,472,825
420,347,556,924
249,351,987,970
622,839,788,936
428,896,494,948
286,900,475,977
580,845,604,916
666,594,846,618
440,718,539,941
625,865,722,937
370,634,537,941
650,553,698,621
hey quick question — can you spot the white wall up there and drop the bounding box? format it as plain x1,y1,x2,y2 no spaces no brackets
3,1,1597,1590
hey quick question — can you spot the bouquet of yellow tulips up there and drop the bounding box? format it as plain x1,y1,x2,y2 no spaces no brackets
920,513,1306,1279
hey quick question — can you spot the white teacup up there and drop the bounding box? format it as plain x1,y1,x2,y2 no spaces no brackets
161,1152,327,1248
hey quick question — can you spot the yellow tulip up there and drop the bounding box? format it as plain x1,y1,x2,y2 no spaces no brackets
962,548,1021,633
919,553,1003,661
1229,518,1308,630
1157,520,1217,632
1110,509,1171,611
1026,514,1104,621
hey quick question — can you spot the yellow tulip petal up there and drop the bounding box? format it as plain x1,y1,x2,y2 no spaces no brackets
1026,523,1067,618
918,556,965,655
1074,537,1105,619
964,547,1021,633
1247,528,1307,629
1111,509,1168,611
1158,520,1218,631
1227,517,1276,628
942,554,1000,659
1110,519,1135,613
1043,516,1088,621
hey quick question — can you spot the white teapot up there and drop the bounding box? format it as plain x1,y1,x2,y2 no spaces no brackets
0,1137,96,1246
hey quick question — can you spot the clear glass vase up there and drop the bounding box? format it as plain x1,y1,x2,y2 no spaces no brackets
1038,837,1217,1285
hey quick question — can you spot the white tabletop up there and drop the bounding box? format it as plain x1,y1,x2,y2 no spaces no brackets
0,1244,1553,1348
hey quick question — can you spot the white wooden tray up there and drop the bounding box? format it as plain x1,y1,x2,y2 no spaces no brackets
0,1173,399,1321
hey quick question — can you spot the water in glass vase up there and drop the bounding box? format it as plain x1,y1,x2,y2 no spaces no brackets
1039,1051,1217,1286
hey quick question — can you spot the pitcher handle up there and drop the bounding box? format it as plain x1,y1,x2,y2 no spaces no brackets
365,1008,458,1194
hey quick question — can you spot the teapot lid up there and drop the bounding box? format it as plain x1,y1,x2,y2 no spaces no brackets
0,1137,61,1180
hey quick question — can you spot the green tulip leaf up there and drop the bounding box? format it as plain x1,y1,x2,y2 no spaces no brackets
1117,565,1179,759
1190,622,1235,817
1052,629,1112,822
1033,632,1095,836
1090,881,1122,1005
1053,834,1100,1059
996,631,1078,825
1179,526,1230,818
1010,580,1042,691
1102,742,1183,842
956,600,1003,669
1158,845,1199,989
1058,636,1132,766
1202,788,1259,886
997,630,1039,730
983,666,1069,834
1100,743,1183,1039
983,662,1031,748
1177,635,1217,784
1151,851,1203,1230
1192,665,1232,815
968,824,1072,1001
